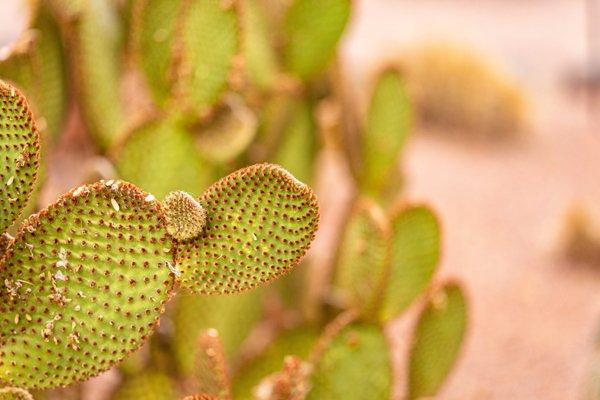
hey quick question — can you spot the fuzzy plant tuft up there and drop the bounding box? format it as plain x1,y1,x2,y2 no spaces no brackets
164,191,208,241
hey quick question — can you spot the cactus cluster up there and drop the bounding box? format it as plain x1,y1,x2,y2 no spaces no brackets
0,81,319,396
1,0,471,399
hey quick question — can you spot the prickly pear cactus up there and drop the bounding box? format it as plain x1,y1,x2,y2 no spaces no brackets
283,0,351,81
173,0,240,112
307,323,391,400
408,282,467,399
130,0,183,106
175,163,319,294
0,81,40,233
359,68,411,199
0,387,33,400
380,205,440,322
333,200,389,316
0,181,175,389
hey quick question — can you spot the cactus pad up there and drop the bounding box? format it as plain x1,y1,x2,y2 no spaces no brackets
380,205,440,322
174,163,319,294
131,0,182,105
0,81,40,234
333,200,389,315
359,68,411,198
0,387,33,400
283,0,351,80
114,115,213,199
0,181,175,389
173,0,240,112
68,0,125,148
194,96,258,164
408,282,467,399
242,0,280,91
232,327,318,399
193,330,231,399
307,324,391,400
164,191,208,241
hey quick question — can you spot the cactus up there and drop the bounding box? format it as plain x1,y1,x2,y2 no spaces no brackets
408,283,467,399
192,330,231,399
0,79,319,391
172,0,241,113
0,82,40,233
112,371,176,400
282,0,351,81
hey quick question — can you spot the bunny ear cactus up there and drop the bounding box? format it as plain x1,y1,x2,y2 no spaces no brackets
358,68,412,202
0,81,40,234
379,205,440,322
0,181,175,389
306,314,391,400
0,387,33,400
174,163,319,294
63,0,125,149
332,200,389,317
130,0,183,106
408,282,467,399
172,0,241,113
283,0,351,81
254,356,311,400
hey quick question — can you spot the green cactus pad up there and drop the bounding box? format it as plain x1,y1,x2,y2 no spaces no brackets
174,163,319,294
173,0,240,112
114,115,214,200
68,0,125,148
194,330,231,399
0,181,175,389
307,324,391,400
113,371,176,400
130,0,182,105
333,200,389,316
272,99,316,184
359,68,411,198
173,290,264,375
242,0,280,91
0,387,33,400
0,37,36,100
30,2,68,141
232,327,318,400
0,81,40,234
380,205,440,322
283,0,351,80
408,283,467,399
194,96,258,164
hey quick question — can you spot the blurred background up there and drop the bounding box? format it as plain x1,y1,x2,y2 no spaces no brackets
2,0,600,399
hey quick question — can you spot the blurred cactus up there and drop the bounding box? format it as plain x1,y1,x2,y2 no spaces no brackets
402,42,527,139
561,206,600,266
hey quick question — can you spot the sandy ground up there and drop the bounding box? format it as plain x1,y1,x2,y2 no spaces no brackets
2,0,600,399
341,1,600,399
